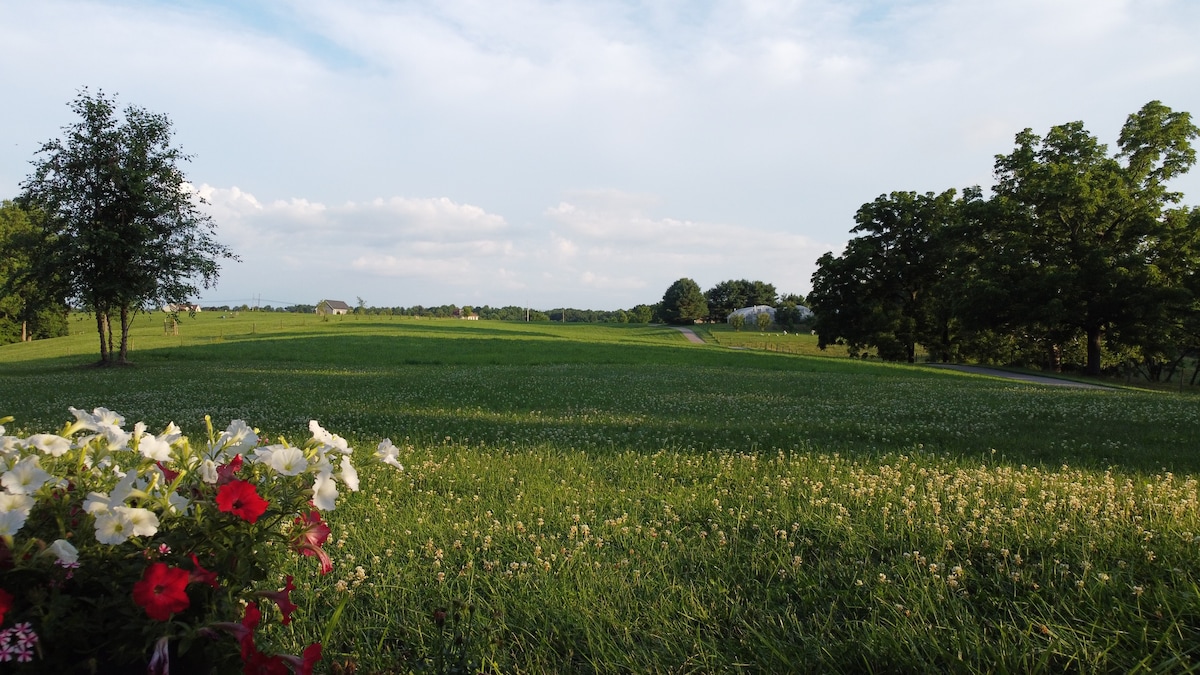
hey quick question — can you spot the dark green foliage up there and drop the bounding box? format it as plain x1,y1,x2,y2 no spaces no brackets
704,279,777,322
810,101,1200,373
0,201,69,345
809,190,962,362
660,278,708,325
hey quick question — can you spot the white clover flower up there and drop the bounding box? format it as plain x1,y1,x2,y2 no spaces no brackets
47,539,79,565
312,472,338,511
1,456,53,494
266,446,307,476
374,439,405,471
115,506,159,537
94,510,134,545
25,434,72,457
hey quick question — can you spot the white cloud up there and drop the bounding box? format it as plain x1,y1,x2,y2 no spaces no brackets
4,0,1200,310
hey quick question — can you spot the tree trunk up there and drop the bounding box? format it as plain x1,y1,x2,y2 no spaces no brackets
118,305,131,364
1085,326,1102,377
1048,344,1062,373
906,341,916,364
95,310,110,364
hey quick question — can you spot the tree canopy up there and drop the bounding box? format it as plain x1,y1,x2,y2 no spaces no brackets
0,200,69,344
704,279,778,322
809,101,1200,376
19,89,235,364
660,278,708,325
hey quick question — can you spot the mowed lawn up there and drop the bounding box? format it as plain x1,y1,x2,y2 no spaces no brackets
3,314,1200,673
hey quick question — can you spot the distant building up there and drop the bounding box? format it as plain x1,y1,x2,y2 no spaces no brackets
727,305,776,325
317,299,352,315
162,303,201,313
452,308,480,320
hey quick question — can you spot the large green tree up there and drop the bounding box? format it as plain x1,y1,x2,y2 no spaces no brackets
988,101,1198,375
809,189,962,362
0,201,69,344
20,89,235,365
660,278,708,325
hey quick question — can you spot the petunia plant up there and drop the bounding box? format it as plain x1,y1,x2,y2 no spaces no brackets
0,409,404,672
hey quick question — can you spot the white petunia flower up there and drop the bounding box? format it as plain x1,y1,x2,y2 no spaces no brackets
308,420,333,445
158,422,183,445
1,456,53,494
47,539,79,565
93,408,132,449
199,459,219,483
0,510,29,537
311,472,338,511
339,456,359,492
0,493,35,515
26,433,72,457
215,420,258,458
266,446,307,476
374,439,405,471
68,406,100,431
94,510,134,545
166,491,190,515
83,491,113,515
137,433,172,461
115,506,159,537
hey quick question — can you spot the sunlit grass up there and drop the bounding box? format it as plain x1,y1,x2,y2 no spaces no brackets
4,314,1200,672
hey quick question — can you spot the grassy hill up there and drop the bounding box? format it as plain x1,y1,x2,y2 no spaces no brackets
3,313,1199,672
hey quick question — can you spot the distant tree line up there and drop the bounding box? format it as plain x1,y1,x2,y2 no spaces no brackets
808,101,1200,379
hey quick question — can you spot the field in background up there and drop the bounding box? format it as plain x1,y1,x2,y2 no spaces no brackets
3,314,1200,672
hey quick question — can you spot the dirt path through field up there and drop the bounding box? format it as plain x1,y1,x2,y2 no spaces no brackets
670,327,1110,389
926,364,1113,389
673,327,706,344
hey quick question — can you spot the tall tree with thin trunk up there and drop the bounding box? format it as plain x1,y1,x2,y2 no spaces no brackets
20,89,236,365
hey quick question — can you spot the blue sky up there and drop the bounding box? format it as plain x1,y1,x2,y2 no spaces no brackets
3,0,1199,310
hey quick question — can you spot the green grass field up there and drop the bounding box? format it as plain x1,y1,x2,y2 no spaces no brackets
3,313,1200,673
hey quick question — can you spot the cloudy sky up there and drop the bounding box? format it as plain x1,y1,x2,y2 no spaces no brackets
3,0,1199,310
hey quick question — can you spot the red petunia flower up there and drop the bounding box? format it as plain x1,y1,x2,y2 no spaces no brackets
216,454,244,485
0,588,12,624
279,642,323,675
256,576,298,625
243,649,289,675
156,461,180,484
216,479,269,523
132,562,190,621
290,511,332,574
240,601,262,660
189,552,220,588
